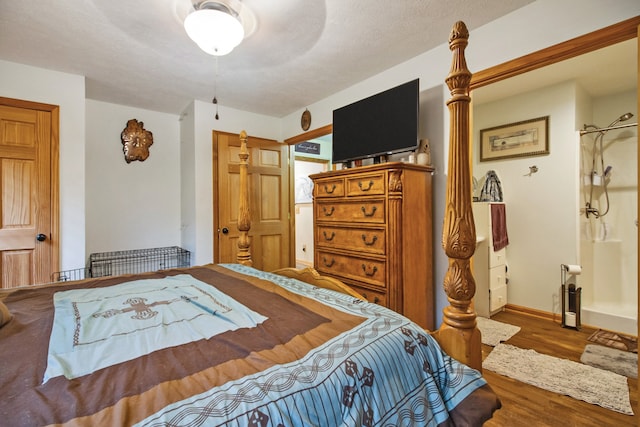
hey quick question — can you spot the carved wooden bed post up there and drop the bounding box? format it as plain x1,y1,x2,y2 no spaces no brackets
437,21,482,371
237,130,252,266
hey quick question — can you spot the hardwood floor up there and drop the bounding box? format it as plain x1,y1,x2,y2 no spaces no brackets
482,309,637,427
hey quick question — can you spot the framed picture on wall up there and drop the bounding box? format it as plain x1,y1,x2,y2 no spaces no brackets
480,116,549,161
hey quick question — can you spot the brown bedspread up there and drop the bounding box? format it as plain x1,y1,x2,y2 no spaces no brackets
0,264,500,426
1,265,363,426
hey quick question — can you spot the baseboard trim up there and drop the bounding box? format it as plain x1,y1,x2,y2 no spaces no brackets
504,304,560,324
504,304,613,333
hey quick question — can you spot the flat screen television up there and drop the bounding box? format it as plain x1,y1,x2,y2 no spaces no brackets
332,78,419,164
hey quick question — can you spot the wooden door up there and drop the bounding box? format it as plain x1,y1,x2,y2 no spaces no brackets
0,98,58,288
214,131,291,271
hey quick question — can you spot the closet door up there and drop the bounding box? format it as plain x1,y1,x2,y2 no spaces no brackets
0,99,58,287
214,131,291,271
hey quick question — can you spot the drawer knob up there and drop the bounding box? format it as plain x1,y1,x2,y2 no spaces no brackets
324,184,336,194
322,257,335,268
361,234,378,246
358,180,374,191
361,206,377,217
322,206,335,216
361,292,380,304
323,231,336,241
361,264,378,277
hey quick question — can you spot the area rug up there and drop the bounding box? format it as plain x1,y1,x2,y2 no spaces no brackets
476,316,521,346
587,329,637,353
483,343,633,415
581,344,638,379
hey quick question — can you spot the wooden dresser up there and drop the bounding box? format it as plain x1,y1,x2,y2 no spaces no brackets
310,162,434,329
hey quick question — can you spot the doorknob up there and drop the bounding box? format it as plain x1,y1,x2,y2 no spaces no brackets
221,227,229,234
36,233,47,242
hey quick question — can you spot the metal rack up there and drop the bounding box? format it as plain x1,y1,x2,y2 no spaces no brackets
51,268,91,282
52,246,191,282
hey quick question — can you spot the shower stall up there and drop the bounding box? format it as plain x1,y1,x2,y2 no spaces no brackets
579,111,638,335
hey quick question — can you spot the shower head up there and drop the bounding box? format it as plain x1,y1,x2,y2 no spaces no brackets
581,112,635,135
607,112,634,128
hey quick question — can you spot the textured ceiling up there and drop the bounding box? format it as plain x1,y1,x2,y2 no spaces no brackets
0,0,536,117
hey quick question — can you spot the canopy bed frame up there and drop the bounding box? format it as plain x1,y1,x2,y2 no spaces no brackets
237,21,480,370
0,22,499,426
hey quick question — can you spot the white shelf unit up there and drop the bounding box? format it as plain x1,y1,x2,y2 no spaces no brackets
473,202,508,317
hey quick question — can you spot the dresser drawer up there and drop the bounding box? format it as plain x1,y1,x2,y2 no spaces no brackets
490,284,507,312
315,200,386,223
316,250,386,287
489,247,506,268
314,178,345,198
346,173,386,196
348,283,387,306
489,265,507,289
316,226,386,254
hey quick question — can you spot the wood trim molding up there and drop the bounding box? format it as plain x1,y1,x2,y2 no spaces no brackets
0,96,59,112
504,304,556,322
50,106,60,276
504,304,609,332
471,15,640,90
284,124,332,145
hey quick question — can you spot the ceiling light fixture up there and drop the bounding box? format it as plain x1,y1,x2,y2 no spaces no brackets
184,1,245,56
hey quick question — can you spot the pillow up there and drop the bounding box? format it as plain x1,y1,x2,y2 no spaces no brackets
0,300,12,327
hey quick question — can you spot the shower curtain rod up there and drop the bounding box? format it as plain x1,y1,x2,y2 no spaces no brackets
579,122,638,136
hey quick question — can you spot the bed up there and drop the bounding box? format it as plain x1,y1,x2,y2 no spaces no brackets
0,21,500,426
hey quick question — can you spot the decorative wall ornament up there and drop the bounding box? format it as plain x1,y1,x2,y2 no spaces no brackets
300,108,311,130
121,119,153,163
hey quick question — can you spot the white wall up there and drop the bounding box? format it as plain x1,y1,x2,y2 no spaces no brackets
474,81,580,315
180,102,197,264
0,60,86,271
418,86,447,320
182,100,281,265
85,100,182,257
472,83,637,334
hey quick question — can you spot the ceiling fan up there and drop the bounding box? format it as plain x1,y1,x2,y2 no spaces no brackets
182,0,256,56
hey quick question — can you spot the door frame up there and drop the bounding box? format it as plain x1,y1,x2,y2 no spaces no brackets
0,96,60,277
284,125,333,268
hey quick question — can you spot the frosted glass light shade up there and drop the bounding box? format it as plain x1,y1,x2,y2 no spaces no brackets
184,9,244,56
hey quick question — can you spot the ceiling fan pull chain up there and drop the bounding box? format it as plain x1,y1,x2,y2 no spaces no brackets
213,56,220,120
